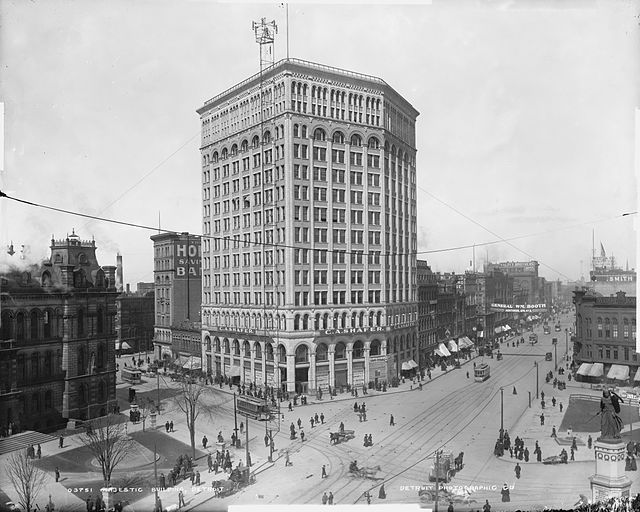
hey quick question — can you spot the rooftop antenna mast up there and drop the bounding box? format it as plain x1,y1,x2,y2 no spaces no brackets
252,18,278,73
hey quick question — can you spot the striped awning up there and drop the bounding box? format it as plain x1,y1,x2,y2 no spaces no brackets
634,367,640,382
576,363,593,376
588,363,604,378
607,364,629,381
448,340,458,353
434,343,451,358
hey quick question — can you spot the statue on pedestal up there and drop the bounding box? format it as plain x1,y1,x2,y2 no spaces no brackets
599,389,624,441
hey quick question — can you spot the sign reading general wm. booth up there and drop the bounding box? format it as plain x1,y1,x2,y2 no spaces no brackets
490,303,547,313
174,241,201,279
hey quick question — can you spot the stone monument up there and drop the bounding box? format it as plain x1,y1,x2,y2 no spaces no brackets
589,389,631,501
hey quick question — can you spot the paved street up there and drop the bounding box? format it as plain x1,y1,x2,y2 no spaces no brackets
2,314,638,512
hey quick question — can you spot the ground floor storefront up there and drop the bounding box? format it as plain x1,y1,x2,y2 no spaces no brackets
201,326,418,394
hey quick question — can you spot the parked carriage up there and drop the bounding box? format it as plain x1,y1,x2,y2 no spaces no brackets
429,451,454,483
329,430,355,444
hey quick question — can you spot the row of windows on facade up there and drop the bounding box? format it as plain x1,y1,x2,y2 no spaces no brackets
202,127,381,166
203,290,392,308
579,344,638,362
204,307,415,330
1,309,108,341
578,317,636,339
204,337,387,362
10,345,109,381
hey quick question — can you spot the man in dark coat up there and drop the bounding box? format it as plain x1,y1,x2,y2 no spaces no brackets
524,447,529,462
515,463,521,479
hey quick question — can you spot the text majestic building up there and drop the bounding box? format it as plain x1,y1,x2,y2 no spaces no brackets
198,59,419,393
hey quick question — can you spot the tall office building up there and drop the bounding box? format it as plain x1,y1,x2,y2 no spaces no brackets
198,58,419,393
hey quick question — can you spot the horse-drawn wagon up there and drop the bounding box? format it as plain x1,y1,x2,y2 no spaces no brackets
329,429,355,444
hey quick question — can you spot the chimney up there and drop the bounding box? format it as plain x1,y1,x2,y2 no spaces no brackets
116,253,123,292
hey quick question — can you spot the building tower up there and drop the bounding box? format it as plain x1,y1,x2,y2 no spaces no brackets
198,58,419,393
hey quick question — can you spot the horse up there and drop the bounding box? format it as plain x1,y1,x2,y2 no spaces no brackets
454,451,464,471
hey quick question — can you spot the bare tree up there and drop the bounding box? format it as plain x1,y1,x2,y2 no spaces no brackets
138,396,153,432
79,413,134,486
173,377,211,459
6,449,47,512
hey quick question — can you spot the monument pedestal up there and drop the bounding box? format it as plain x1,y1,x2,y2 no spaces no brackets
589,439,631,502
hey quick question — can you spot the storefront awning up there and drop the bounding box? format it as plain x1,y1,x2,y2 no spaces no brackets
588,363,604,378
115,341,132,350
434,343,451,358
448,340,458,353
494,327,502,334
458,337,474,349
401,361,412,371
182,356,202,370
634,367,640,382
228,365,241,377
607,364,629,381
576,363,593,376
408,359,419,369
504,325,511,331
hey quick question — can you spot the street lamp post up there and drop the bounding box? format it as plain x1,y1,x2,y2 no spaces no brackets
500,387,504,442
233,393,239,448
565,328,569,360
553,338,558,371
534,361,539,399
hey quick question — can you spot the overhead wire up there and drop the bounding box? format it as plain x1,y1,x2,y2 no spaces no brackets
1,190,635,278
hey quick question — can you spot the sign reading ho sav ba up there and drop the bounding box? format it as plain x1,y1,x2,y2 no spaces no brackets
174,241,201,279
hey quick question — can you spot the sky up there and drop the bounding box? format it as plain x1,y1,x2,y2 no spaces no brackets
0,0,638,287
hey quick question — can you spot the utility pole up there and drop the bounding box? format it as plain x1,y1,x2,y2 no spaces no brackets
500,387,504,443
233,393,239,448
245,413,251,467
534,361,539,399
153,443,159,511
434,449,440,512
565,328,569,360
553,338,558,371
156,371,161,413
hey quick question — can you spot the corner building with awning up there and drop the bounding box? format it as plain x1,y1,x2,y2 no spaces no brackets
198,59,419,393
573,288,637,385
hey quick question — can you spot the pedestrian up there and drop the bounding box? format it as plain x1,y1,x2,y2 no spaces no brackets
390,414,395,426
466,371,469,379
448,501,454,512
170,420,174,432
178,489,186,509
328,491,334,505
537,448,542,462
297,418,302,429
202,435,208,449
322,464,327,478
552,397,556,407
160,472,166,490
588,435,593,449
322,492,328,505
571,437,578,451
524,447,529,462
515,463,521,479
378,483,386,499
501,483,510,502
540,413,545,426
541,399,545,409
483,499,491,512
55,467,60,482
285,451,292,466
300,430,305,442
560,403,563,413
339,421,344,433
551,426,557,438
311,417,315,428
570,447,575,461
541,390,545,401
195,470,201,486
509,447,513,458
165,421,170,433
207,453,213,472
320,412,325,424
365,491,371,504
364,434,369,447
289,401,293,411
59,436,64,449
264,433,270,447
240,421,244,434
315,412,319,424
37,444,41,459
368,434,373,446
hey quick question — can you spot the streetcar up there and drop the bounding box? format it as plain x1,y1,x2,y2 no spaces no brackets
474,363,490,382
236,395,271,421
121,367,142,384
